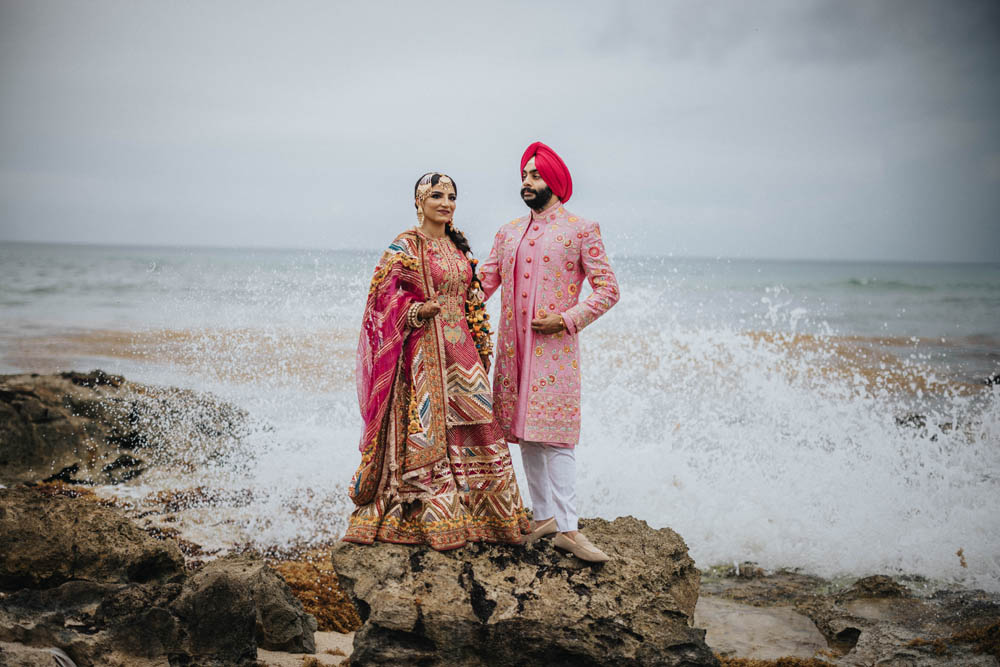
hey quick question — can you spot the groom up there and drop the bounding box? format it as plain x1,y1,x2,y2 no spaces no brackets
479,141,620,562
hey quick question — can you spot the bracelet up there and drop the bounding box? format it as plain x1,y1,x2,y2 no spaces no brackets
407,302,426,329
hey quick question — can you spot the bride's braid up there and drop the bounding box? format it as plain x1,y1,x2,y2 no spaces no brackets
444,222,472,257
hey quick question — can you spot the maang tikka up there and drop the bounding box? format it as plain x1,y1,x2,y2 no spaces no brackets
414,173,453,227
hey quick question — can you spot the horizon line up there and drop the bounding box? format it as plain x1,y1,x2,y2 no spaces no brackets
1,237,998,267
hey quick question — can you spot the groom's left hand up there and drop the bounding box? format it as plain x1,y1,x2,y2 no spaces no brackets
530,313,565,334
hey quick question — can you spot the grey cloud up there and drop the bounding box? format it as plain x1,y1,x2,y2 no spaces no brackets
0,0,997,261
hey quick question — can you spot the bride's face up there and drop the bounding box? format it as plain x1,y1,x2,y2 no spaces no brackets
417,182,457,225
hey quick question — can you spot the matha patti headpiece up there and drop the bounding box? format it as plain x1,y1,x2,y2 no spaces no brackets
415,173,455,225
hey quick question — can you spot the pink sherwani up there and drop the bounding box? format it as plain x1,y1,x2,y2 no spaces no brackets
479,202,620,448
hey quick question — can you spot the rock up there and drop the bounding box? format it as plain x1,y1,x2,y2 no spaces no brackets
170,559,258,664
94,581,185,659
0,371,250,485
174,557,317,654
700,567,1000,665
0,486,315,666
0,486,185,590
694,596,827,660
248,562,319,653
0,642,77,666
840,575,908,600
0,579,181,667
331,516,717,667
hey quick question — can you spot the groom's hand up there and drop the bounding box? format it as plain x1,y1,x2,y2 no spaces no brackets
530,312,565,334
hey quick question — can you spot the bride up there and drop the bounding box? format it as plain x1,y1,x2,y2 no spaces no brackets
342,172,530,550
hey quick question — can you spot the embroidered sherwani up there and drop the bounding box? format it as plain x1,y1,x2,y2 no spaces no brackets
479,202,620,447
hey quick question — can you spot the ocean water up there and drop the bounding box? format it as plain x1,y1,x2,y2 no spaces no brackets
1,241,998,589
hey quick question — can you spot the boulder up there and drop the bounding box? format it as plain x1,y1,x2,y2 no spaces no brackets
0,486,185,590
701,568,1000,665
331,516,718,667
0,486,315,666
172,557,318,654
170,559,258,664
0,642,77,667
0,371,249,485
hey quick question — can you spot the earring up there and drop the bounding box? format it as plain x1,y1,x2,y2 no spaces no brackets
416,209,424,226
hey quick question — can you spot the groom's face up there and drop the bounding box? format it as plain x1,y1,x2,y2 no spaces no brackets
520,157,553,211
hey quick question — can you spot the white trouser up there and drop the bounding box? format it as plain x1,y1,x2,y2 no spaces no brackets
519,441,578,533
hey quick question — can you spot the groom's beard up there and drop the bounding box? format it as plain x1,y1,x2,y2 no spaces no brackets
521,185,553,212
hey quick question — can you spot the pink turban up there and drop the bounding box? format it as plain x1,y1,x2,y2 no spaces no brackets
520,141,572,204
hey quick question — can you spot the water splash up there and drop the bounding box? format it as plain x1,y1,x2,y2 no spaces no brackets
3,246,997,589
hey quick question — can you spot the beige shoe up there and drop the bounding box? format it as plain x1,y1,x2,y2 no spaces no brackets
552,532,611,563
526,517,558,543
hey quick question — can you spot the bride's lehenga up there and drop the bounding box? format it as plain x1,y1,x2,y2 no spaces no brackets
343,229,529,550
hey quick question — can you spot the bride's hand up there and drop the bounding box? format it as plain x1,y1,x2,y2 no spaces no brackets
480,354,491,373
418,301,441,320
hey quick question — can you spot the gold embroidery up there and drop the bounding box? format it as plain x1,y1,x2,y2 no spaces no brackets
427,236,470,344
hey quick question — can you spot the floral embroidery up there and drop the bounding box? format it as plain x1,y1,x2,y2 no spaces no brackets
487,211,619,446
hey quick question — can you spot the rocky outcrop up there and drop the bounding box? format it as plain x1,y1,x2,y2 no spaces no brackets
799,575,1000,666
0,371,249,485
0,485,316,666
700,567,1000,665
178,557,318,654
0,642,76,667
332,516,718,667
0,485,185,590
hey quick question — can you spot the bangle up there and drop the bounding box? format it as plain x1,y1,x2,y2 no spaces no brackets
407,302,426,329
558,315,566,331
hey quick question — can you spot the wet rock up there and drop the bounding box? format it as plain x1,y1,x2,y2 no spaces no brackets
175,557,318,654
60,370,125,389
170,560,258,664
839,574,908,600
694,596,827,660
0,642,77,667
0,486,185,590
729,561,765,579
332,516,717,667
895,413,927,429
700,567,1000,665
0,486,314,666
0,371,250,485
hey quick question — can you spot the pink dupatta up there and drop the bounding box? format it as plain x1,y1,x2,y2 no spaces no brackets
350,231,450,506
350,234,424,504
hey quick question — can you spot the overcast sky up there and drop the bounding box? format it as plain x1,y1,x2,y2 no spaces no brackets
1,0,998,262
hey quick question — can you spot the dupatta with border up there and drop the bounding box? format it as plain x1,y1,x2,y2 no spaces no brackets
349,231,449,506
